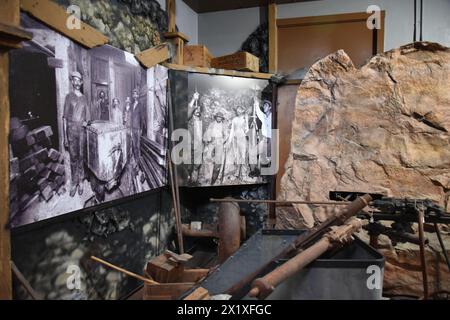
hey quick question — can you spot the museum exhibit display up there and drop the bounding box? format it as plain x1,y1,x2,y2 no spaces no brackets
0,0,449,309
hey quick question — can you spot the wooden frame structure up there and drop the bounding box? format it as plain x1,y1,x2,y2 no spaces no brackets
0,0,276,299
0,0,32,300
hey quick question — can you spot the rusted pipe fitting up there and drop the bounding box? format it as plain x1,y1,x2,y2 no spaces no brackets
249,219,363,300
218,199,242,263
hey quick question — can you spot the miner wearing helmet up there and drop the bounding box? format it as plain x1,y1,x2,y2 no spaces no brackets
63,71,90,197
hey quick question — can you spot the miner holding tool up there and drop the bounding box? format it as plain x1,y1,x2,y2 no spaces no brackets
187,91,203,184
63,71,90,197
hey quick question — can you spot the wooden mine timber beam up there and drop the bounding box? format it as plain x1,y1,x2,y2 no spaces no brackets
163,62,274,80
268,2,278,73
0,0,32,300
20,0,108,48
135,43,171,69
164,0,189,64
166,0,176,33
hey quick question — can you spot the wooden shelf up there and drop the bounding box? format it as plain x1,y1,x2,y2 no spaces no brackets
162,62,273,80
182,0,318,13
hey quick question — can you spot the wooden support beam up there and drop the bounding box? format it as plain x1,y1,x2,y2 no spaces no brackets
268,2,278,73
20,0,108,48
135,43,171,69
0,49,12,301
0,0,32,301
163,62,273,80
164,31,189,65
166,0,176,33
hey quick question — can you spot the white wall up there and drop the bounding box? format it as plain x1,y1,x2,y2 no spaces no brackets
157,0,198,44
197,0,450,56
198,7,261,56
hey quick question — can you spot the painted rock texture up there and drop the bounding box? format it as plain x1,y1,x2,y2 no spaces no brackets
278,42,450,297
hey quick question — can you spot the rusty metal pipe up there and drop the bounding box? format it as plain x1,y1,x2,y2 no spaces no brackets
250,236,331,299
210,198,351,206
249,220,363,299
181,224,218,238
218,199,242,263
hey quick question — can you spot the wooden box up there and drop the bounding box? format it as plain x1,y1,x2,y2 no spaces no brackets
183,45,213,68
86,121,128,182
143,269,209,300
211,51,260,72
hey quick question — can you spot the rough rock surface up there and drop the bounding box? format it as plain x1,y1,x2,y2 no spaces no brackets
55,0,166,53
278,42,450,297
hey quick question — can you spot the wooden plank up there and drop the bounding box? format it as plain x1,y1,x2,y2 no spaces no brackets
163,62,273,80
0,0,29,301
0,0,21,26
268,2,278,73
0,21,33,49
20,0,108,48
211,51,259,72
164,32,189,65
166,0,176,33
0,50,12,301
144,282,195,300
135,43,171,69
183,287,210,300
181,269,210,283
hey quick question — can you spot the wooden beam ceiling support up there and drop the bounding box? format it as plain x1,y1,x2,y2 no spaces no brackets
167,0,176,33
0,0,32,301
164,0,189,65
163,62,273,80
20,0,108,48
268,1,278,73
135,43,172,69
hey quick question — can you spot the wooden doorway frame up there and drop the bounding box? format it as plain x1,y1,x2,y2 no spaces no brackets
269,10,386,74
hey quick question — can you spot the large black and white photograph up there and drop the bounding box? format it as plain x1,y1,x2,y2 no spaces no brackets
8,14,168,228
170,71,273,187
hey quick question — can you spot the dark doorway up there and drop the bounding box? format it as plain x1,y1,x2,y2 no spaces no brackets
9,49,59,147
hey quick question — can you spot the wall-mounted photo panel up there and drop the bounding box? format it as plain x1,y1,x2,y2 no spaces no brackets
8,13,168,228
169,71,273,187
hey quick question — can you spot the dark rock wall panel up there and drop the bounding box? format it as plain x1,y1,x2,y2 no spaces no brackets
12,190,175,300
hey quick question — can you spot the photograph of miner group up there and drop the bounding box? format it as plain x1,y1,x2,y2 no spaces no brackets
8,14,168,228
170,72,273,187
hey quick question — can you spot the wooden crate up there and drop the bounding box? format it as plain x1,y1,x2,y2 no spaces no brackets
143,269,209,300
211,51,260,72
183,45,213,68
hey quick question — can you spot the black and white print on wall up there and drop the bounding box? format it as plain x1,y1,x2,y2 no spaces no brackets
170,71,273,187
8,13,168,228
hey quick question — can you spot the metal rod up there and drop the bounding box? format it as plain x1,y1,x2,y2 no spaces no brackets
91,256,159,285
413,0,417,42
434,223,450,272
11,261,43,300
167,78,184,254
420,0,423,41
225,194,372,299
210,198,352,206
417,208,429,299
168,153,184,254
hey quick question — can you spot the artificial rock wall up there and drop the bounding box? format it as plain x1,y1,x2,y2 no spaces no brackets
278,42,450,297
55,0,167,53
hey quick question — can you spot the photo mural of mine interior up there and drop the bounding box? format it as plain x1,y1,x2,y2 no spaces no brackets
8,13,168,228
170,71,273,187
